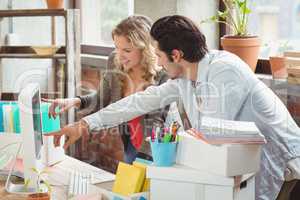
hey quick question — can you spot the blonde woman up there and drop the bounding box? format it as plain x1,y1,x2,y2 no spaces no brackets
44,15,169,165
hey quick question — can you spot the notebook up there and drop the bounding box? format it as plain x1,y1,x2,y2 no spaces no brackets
132,161,149,192
112,162,145,196
191,117,266,144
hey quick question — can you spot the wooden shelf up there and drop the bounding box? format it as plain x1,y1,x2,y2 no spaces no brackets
0,9,66,17
0,46,65,58
0,53,65,59
0,9,81,130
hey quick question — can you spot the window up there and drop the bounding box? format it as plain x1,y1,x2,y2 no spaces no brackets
248,0,300,58
78,0,133,47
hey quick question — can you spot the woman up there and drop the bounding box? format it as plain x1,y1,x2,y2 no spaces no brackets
44,15,169,166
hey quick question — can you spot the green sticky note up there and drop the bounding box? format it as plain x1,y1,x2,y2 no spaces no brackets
41,103,60,134
11,103,20,134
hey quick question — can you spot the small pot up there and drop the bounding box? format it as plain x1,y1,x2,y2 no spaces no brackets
46,0,64,9
269,56,287,79
27,193,50,200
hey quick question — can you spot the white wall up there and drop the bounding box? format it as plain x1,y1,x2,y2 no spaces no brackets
0,0,68,94
177,0,218,49
134,0,218,49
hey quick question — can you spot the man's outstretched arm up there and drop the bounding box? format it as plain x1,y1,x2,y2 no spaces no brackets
83,79,180,132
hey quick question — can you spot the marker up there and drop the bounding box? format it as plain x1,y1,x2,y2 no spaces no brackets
155,127,161,142
151,128,155,142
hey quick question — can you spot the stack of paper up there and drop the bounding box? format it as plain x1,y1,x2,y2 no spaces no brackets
189,117,266,144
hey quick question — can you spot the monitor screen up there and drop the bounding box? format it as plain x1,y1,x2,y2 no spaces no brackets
31,90,43,159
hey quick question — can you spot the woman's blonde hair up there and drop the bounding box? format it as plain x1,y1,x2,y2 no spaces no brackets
112,15,159,87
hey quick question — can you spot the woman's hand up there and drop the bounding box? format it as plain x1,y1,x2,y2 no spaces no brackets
42,97,81,119
45,120,90,150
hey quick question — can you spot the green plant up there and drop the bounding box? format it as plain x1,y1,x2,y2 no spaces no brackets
24,167,52,193
202,0,251,36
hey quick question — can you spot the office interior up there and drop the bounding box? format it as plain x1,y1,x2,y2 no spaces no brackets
0,0,299,200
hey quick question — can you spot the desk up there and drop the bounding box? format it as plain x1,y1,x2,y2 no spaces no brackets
0,156,115,200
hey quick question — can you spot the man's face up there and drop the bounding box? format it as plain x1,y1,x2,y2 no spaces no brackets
153,41,183,79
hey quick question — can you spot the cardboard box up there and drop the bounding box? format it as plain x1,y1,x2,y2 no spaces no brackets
176,132,262,176
147,164,255,200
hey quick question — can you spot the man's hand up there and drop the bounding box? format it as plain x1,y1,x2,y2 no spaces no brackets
45,120,90,150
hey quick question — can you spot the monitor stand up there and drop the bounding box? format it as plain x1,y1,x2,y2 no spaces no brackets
0,169,24,180
5,143,48,194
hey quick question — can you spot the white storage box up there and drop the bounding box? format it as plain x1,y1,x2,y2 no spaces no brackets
147,164,255,200
176,132,262,176
89,182,149,200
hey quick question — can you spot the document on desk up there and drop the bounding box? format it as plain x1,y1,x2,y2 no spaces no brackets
191,117,266,144
47,156,115,186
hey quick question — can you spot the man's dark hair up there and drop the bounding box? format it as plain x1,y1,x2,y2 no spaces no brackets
150,15,208,63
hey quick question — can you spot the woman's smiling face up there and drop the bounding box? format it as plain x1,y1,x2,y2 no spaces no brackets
114,35,143,72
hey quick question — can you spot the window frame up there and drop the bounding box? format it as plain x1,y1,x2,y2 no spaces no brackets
75,0,136,56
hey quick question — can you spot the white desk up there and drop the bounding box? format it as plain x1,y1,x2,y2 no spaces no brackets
0,155,115,200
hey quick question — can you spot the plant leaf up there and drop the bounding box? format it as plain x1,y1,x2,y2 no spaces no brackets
217,10,228,20
30,167,39,174
42,181,52,193
24,179,31,191
244,8,251,14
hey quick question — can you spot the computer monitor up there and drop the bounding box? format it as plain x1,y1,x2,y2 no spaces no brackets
19,83,44,190
5,83,45,193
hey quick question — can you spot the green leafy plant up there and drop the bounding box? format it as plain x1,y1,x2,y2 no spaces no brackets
24,167,52,194
202,0,251,36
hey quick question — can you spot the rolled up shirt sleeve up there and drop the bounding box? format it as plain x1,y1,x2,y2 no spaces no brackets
82,79,180,132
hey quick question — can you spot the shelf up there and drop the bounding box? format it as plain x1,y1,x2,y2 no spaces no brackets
0,46,65,59
0,53,65,59
0,9,66,17
0,9,81,128
1,92,60,101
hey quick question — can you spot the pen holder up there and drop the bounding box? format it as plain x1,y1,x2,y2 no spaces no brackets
150,141,177,167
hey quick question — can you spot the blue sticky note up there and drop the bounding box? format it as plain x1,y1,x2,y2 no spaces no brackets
11,103,20,134
113,196,124,200
0,102,11,133
41,103,60,134
134,158,153,165
139,197,147,200
0,102,6,132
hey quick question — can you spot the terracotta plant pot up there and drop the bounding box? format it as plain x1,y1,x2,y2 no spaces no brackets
27,193,50,200
221,36,260,72
269,56,287,79
46,0,64,9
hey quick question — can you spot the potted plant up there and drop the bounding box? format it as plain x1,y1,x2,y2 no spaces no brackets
25,167,52,200
202,0,260,71
268,41,292,79
45,0,64,9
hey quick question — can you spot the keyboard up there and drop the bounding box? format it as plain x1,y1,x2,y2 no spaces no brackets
68,170,92,196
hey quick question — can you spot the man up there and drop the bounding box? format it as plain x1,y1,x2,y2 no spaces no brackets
47,15,300,200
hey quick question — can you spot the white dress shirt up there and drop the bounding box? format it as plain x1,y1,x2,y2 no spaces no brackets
83,50,300,200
